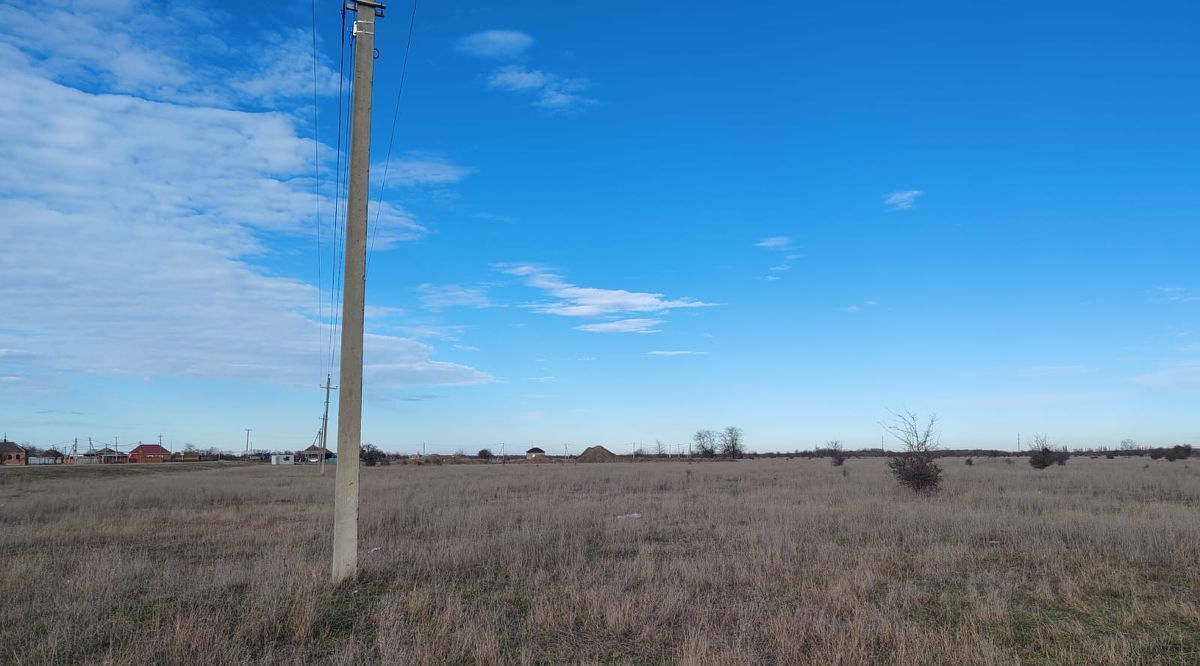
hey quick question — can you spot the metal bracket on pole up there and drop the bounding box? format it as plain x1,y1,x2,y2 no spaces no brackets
345,0,386,17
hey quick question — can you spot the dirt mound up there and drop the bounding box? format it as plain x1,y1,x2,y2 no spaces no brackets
577,445,618,463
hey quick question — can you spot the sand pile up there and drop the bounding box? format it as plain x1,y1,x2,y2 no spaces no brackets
577,445,618,463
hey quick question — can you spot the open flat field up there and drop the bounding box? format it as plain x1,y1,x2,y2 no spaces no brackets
2,458,1199,665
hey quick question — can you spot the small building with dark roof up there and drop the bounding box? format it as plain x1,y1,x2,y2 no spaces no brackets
1,440,27,465
525,447,546,460
301,445,334,463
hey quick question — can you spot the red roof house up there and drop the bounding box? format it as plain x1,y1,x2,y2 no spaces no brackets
129,443,172,463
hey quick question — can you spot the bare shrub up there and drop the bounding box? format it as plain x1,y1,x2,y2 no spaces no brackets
882,410,943,493
361,444,387,467
827,440,846,466
1029,448,1056,470
964,457,974,466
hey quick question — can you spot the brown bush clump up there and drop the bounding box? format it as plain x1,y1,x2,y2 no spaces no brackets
1029,448,1057,469
881,410,943,493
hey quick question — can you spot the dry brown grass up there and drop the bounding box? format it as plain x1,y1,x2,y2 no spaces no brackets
2,457,1199,664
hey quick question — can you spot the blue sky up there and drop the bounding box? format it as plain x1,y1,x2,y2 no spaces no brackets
1,0,1197,454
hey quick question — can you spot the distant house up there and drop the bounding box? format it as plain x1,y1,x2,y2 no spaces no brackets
29,449,65,465
129,443,172,463
301,445,334,463
526,447,546,460
1,440,27,465
94,448,129,464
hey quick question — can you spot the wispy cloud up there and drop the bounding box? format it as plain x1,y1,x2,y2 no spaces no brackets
1156,287,1199,303
884,190,924,211
487,65,594,110
416,284,493,310
456,29,595,111
0,4,339,109
842,301,878,314
0,12,488,392
1133,361,1200,389
576,319,664,334
1018,365,1094,378
496,263,712,333
646,350,708,357
755,236,794,249
755,236,801,279
455,30,534,59
380,152,474,187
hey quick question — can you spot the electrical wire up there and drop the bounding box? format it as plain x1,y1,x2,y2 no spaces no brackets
366,0,419,274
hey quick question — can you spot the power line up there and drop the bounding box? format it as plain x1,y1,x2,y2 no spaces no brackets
366,0,419,273
311,0,325,378
328,6,352,373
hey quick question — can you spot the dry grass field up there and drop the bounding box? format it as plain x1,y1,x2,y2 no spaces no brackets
2,457,1199,665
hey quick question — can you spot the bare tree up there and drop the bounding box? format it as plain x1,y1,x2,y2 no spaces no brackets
719,427,744,458
1119,438,1140,451
693,430,717,458
653,440,667,457
881,410,942,492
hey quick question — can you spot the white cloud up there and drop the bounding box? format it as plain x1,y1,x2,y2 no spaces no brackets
755,237,801,278
497,263,712,334
497,264,713,319
755,236,793,249
843,300,879,314
1018,365,1094,378
456,30,534,59
1157,287,1199,303
0,3,339,108
884,190,924,211
646,351,708,357
416,284,493,310
0,15,487,392
486,65,595,111
576,319,664,334
380,152,474,187
1133,362,1200,390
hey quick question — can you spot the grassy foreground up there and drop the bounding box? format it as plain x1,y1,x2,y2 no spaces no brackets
2,458,1198,664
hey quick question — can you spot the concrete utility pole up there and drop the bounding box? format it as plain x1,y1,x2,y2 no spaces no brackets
244,429,252,459
332,0,384,584
320,374,337,476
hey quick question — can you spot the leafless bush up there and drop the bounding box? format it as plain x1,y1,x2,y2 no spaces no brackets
827,440,846,466
1029,448,1056,469
882,410,943,493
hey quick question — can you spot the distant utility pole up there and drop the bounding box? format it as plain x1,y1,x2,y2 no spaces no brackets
320,373,337,476
332,0,384,585
244,429,252,458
